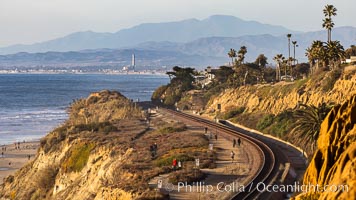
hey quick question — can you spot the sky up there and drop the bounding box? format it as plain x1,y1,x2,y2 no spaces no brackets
0,0,355,47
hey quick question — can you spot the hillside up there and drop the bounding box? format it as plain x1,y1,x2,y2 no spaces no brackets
0,90,212,200
201,67,356,153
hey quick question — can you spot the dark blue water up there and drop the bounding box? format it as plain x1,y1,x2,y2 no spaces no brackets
0,74,169,145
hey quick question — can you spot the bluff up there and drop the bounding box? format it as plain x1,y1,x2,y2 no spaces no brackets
0,90,212,200
0,90,149,199
295,95,356,199
206,68,356,115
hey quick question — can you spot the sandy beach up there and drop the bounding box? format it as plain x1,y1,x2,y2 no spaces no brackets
0,141,39,184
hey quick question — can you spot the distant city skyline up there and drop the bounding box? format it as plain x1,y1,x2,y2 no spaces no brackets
0,0,354,47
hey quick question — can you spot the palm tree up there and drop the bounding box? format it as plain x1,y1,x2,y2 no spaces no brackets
227,48,237,66
237,46,247,64
273,54,284,81
322,18,335,43
291,103,333,151
307,40,328,71
287,34,292,73
292,41,298,65
326,41,345,69
323,4,337,43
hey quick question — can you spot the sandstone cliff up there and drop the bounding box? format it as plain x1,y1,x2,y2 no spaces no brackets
295,95,356,199
0,90,211,200
207,68,356,115
0,91,149,200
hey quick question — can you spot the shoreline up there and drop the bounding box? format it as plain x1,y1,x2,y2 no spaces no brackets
0,141,39,184
0,71,168,76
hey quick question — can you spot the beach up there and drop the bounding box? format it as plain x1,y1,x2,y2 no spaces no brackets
0,141,39,184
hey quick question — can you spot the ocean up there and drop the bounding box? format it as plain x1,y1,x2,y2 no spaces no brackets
0,74,169,145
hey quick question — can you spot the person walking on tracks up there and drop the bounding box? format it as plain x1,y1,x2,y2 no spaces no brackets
237,138,241,147
230,151,235,163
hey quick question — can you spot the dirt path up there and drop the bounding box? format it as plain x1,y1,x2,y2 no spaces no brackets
148,109,262,200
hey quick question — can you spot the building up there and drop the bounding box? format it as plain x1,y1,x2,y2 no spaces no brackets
131,53,135,71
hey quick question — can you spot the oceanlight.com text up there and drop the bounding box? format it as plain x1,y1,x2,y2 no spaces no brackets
171,181,349,193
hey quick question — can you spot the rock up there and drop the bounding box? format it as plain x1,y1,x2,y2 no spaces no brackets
295,95,356,200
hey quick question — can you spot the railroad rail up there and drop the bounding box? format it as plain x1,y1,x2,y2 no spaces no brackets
161,108,278,200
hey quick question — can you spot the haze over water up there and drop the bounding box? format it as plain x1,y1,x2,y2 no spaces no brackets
0,74,169,145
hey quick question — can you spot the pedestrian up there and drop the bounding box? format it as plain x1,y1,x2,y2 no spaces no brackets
153,143,158,156
204,127,208,134
233,139,236,147
215,134,218,140
231,151,235,163
172,158,177,170
1,152,3,157
28,155,31,160
149,145,155,158
237,138,241,147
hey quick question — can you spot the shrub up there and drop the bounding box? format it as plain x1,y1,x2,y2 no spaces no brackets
74,122,118,134
256,114,275,130
158,123,187,134
322,69,342,92
222,106,245,119
36,165,58,191
151,85,168,101
62,143,94,173
169,169,205,184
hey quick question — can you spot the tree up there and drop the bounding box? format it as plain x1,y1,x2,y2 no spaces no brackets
255,54,268,82
237,46,247,64
166,66,195,91
254,54,268,68
306,40,327,73
273,54,284,81
323,4,337,43
326,40,345,69
345,45,356,58
287,34,292,73
214,66,235,84
291,103,333,151
292,41,298,65
227,48,237,66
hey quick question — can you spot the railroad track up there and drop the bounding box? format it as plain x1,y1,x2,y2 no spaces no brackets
161,108,278,200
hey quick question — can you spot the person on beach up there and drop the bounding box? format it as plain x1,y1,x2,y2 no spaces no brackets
237,138,241,147
231,151,235,163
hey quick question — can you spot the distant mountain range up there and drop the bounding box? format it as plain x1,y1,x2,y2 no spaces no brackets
0,15,355,69
0,15,295,55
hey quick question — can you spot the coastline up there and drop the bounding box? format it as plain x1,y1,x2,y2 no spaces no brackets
0,71,168,76
0,141,39,184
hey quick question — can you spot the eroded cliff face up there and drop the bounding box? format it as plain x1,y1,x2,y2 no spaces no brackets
207,69,356,115
295,95,356,200
0,91,147,200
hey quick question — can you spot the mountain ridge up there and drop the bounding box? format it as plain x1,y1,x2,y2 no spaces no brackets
0,15,295,55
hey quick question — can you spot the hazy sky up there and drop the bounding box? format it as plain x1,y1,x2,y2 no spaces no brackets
0,0,354,47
